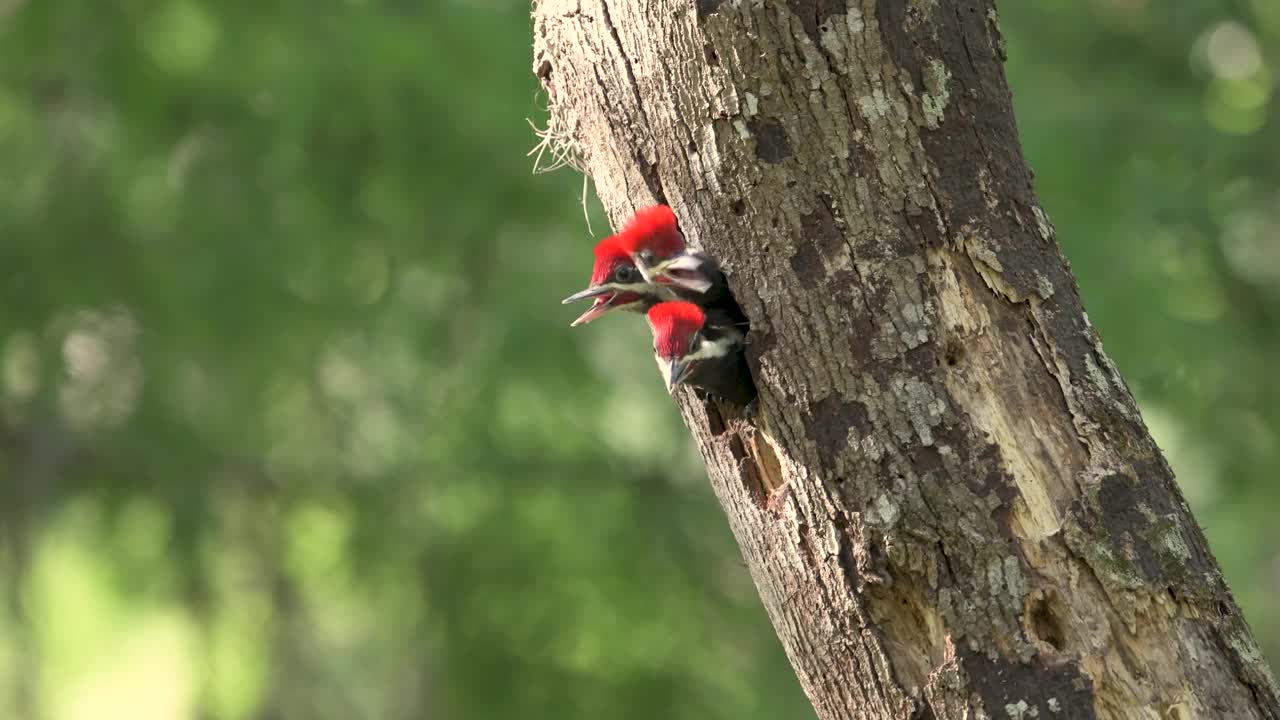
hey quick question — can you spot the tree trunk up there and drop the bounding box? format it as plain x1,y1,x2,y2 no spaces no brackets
531,1,1280,717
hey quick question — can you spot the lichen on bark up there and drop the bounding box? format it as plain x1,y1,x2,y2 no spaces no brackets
533,0,1280,717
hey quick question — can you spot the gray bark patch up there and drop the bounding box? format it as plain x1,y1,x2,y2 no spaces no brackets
874,0,921,88
786,0,849,46
788,243,824,286
695,0,724,20
1086,469,1219,589
961,646,1097,720
801,193,843,255
749,119,792,163
805,395,869,466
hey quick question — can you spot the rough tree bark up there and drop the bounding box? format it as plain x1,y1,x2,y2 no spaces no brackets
532,1,1280,718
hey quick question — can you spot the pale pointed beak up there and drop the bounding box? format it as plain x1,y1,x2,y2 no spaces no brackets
569,295,617,326
637,255,713,295
666,357,698,390
562,285,613,304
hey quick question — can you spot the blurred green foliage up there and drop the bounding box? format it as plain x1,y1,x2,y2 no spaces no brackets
0,1,1275,718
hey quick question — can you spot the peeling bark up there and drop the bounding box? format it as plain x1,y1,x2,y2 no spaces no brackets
532,1,1280,718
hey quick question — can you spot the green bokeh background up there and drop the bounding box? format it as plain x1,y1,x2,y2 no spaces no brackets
0,2,1276,718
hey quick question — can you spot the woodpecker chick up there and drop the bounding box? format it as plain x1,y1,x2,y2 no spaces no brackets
561,235,677,326
617,205,744,326
617,205,686,274
646,301,756,406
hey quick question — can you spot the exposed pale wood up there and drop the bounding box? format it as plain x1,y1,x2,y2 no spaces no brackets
533,1,1280,717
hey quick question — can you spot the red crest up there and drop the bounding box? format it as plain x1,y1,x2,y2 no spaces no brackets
646,301,705,358
618,205,685,260
589,235,633,285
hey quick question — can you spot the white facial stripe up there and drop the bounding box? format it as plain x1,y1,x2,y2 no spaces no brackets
595,280,678,298
654,353,674,389
684,327,743,362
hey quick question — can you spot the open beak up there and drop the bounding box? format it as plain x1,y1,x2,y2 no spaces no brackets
666,357,698,390
635,255,713,295
562,285,613,304
563,285,620,327
569,294,618,326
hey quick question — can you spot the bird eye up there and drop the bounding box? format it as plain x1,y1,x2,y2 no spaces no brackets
615,265,636,283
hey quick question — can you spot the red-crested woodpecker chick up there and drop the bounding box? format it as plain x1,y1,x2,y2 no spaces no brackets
618,205,742,324
561,235,678,326
645,301,756,406
617,204,686,272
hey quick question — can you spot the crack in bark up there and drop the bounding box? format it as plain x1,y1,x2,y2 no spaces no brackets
597,0,667,203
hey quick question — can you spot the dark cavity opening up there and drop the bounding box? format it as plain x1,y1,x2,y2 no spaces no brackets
1028,592,1066,651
